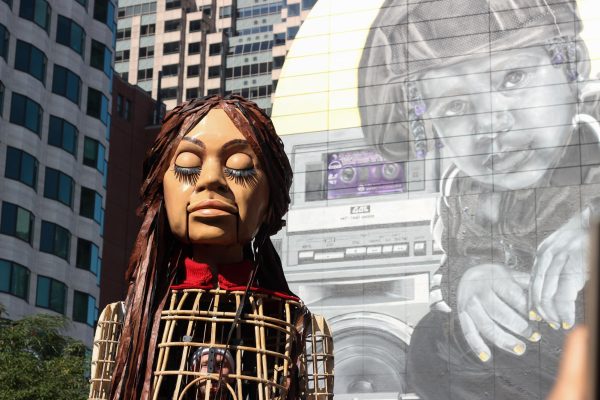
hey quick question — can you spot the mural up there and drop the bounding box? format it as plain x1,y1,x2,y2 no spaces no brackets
272,0,600,399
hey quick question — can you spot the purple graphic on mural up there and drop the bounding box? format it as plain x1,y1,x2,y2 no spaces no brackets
326,149,405,200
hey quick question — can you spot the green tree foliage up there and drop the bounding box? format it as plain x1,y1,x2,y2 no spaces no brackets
0,311,89,400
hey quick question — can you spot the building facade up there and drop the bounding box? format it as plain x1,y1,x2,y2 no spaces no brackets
100,75,161,310
0,0,115,346
115,0,316,112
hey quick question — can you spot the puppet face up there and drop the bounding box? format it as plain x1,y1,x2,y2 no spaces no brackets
420,46,576,190
194,352,233,400
163,108,269,248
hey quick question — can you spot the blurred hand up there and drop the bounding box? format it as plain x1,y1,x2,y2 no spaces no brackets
547,326,588,400
458,263,538,362
529,217,587,330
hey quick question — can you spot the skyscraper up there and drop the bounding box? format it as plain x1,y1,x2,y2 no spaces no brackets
115,0,315,113
0,0,115,346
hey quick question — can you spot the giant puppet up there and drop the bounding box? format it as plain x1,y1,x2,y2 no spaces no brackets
88,96,334,400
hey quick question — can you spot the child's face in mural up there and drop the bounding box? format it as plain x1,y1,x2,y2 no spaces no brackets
163,109,270,248
420,46,576,190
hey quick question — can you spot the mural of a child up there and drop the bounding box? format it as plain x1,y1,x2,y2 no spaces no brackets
359,0,600,398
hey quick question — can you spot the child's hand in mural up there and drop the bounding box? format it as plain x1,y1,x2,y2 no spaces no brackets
457,263,537,362
528,216,588,331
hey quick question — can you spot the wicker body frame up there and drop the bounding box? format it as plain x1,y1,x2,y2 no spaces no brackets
88,292,334,400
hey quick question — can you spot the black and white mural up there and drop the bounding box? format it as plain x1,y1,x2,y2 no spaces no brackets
272,0,600,399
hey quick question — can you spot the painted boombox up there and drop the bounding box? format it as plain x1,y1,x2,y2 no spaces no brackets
325,149,406,200
275,128,444,400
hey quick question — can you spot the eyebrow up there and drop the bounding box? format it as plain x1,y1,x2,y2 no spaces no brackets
182,136,205,148
221,139,250,151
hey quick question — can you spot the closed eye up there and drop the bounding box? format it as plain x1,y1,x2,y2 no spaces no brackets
173,165,201,186
223,167,258,188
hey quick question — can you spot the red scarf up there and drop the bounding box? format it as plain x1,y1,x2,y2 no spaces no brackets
171,258,299,301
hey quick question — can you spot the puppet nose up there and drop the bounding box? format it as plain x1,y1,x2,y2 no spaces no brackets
194,160,228,193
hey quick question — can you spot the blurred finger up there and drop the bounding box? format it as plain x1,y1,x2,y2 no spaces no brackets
547,327,588,400
459,310,491,362
467,299,527,356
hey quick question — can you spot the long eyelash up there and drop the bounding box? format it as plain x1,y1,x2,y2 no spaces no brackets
173,165,201,186
223,167,259,188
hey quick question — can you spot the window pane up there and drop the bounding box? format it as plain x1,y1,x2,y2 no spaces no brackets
58,173,73,206
49,279,65,313
39,222,51,254
80,187,94,218
56,15,70,44
9,93,26,127
54,225,70,260
33,0,48,29
24,98,40,133
87,296,96,325
83,137,98,167
43,168,59,200
0,202,17,236
15,207,32,242
76,238,91,270
12,264,29,299
70,22,84,55
73,291,87,322
29,44,46,82
5,147,21,181
62,122,77,154
90,243,99,275
20,152,37,188
0,260,10,293
36,276,50,308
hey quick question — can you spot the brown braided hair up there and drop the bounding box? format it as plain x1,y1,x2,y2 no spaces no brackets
109,95,294,399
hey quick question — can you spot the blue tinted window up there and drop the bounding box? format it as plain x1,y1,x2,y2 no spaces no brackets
301,0,316,9
288,3,300,16
5,146,38,189
73,290,96,326
36,275,66,313
90,39,112,78
0,202,34,244
76,238,100,275
43,167,74,208
39,221,71,261
0,259,30,300
52,65,81,105
83,136,106,173
10,92,42,134
86,88,109,125
80,187,103,225
0,260,9,293
48,115,78,155
93,0,115,32
274,32,285,46
19,0,51,32
56,15,85,56
14,40,47,84
287,26,299,40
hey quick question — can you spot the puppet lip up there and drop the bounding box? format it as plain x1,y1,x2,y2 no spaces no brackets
188,199,238,215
